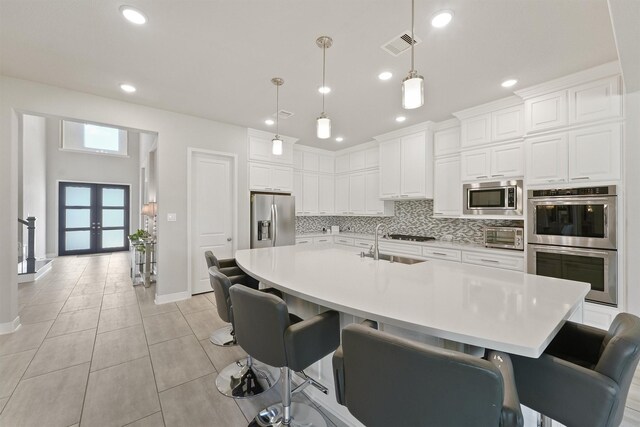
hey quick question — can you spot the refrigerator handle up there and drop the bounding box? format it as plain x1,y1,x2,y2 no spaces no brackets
272,203,277,246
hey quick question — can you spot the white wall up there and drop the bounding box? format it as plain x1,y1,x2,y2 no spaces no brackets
20,114,47,259
0,76,250,307
44,118,141,256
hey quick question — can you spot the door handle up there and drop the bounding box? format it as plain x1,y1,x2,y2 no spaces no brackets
272,204,278,246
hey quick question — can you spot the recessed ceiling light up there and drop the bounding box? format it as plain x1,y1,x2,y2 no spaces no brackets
120,83,136,93
318,86,331,94
378,71,393,81
431,10,453,28
335,137,344,142
265,119,275,125
501,79,518,88
120,5,147,25
395,116,406,123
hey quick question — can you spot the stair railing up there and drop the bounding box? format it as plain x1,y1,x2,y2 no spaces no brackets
18,216,36,274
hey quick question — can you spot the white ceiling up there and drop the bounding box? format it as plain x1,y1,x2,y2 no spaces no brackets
0,0,618,150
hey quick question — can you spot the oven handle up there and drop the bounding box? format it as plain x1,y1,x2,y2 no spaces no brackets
529,197,614,205
528,244,612,258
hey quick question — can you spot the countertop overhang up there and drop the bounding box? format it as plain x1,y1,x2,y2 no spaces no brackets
236,244,590,358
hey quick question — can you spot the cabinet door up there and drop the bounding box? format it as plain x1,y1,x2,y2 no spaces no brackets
569,76,622,124
525,90,568,133
318,174,334,214
334,175,350,214
302,173,319,214
302,152,319,172
293,171,303,215
364,147,379,169
491,142,524,179
460,149,490,181
335,154,350,174
433,157,462,217
525,134,568,185
248,136,272,163
318,155,334,174
293,150,303,170
249,162,272,190
274,141,294,165
492,105,524,141
434,127,461,157
400,132,427,198
461,114,491,148
271,166,293,192
349,173,366,214
569,123,621,182
364,170,385,215
349,151,366,171
379,140,401,198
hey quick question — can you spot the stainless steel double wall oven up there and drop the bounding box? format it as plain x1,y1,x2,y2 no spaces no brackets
527,186,617,306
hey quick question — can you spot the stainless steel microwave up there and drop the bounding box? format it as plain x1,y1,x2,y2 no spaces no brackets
463,180,523,216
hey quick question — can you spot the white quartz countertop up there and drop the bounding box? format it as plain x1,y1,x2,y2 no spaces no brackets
236,244,589,357
296,232,524,256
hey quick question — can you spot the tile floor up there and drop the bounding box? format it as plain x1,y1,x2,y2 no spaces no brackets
1,252,639,427
0,253,343,427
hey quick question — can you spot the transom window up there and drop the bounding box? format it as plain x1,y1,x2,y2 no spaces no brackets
61,120,128,156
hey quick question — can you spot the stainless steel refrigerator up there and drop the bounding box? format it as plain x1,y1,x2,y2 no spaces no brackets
250,193,296,248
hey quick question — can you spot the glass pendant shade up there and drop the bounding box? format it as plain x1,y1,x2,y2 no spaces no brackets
316,115,331,139
402,73,424,109
272,137,283,155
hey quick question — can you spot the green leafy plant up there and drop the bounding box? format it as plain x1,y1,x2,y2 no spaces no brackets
128,229,150,253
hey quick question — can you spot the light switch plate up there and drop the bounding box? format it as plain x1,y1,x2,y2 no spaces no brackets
167,213,177,222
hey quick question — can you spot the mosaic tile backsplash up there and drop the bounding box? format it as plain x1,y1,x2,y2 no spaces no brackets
295,200,523,245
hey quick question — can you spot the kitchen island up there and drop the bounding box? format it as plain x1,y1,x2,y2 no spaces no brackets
235,243,590,426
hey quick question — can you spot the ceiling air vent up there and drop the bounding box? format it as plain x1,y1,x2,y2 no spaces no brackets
276,109,294,119
381,30,422,56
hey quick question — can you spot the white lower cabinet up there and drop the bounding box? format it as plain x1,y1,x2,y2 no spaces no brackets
334,237,355,246
422,247,462,262
461,251,524,271
378,242,423,257
295,237,312,245
313,236,333,244
354,239,373,251
582,303,618,330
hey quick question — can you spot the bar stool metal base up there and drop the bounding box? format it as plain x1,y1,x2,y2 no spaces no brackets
209,325,235,347
215,357,280,399
251,402,327,427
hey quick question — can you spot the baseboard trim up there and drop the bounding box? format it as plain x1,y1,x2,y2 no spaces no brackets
0,316,21,335
155,291,191,305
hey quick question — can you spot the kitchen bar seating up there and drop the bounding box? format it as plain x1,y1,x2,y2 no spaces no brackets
208,267,280,398
510,313,640,427
332,322,524,427
229,284,340,427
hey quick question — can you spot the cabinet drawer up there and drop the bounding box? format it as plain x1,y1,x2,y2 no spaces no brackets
295,238,312,245
334,237,355,246
378,242,422,256
354,239,373,249
462,251,524,271
422,247,461,262
313,236,333,244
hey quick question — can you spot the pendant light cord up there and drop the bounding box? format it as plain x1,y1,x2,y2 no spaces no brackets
322,43,326,113
410,0,415,73
275,83,279,136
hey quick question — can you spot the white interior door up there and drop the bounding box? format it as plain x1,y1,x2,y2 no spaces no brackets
191,152,234,294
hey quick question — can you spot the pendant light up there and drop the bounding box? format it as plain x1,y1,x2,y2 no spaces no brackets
316,36,333,139
402,0,424,109
271,77,284,155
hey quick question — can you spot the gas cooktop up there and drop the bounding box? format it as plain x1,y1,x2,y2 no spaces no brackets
387,234,436,242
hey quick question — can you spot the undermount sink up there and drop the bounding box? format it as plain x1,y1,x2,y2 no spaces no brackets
361,252,426,265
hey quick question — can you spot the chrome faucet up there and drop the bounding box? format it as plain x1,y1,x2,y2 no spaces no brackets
373,223,389,260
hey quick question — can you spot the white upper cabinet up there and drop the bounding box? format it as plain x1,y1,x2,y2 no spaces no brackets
349,151,366,171
249,162,293,192
568,76,622,124
364,170,386,215
318,174,334,214
318,155,334,174
334,174,350,214
335,154,350,174
434,126,461,157
461,114,491,148
524,90,568,133
525,134,569,185
302,152,319,172
378,131,433,200
301,173,319,214
364,147,379,169
293,171,303,214
271,165,294,191
349,173,366,214
492,105,524,141
433,157,462,217
568,123,621,182
293,150,303,170
249,135,293,164
461,142,523,182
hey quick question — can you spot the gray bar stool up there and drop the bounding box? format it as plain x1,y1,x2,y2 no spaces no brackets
229,284,340,427
209,267,280,398
510,313,640,427
332,322,524,427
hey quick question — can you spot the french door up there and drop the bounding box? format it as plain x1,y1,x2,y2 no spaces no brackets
59,182,130,255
